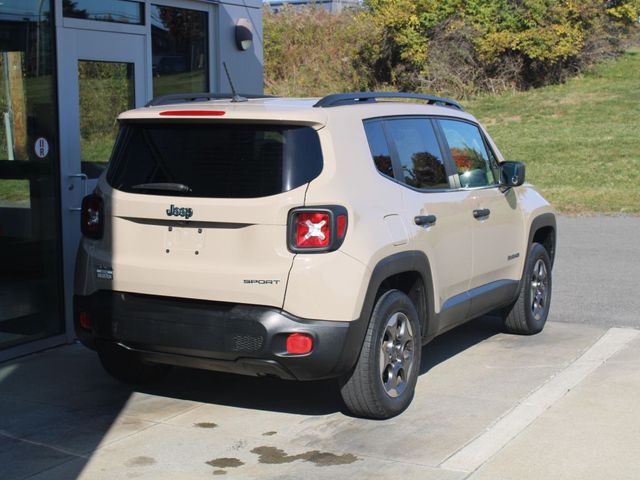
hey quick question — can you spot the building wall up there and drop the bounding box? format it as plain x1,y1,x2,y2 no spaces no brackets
217,0,264,94
0,0,264,361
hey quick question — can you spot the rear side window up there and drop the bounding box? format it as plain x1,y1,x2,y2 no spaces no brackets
106,123,323,198
384,118,448,190
364,121,394,177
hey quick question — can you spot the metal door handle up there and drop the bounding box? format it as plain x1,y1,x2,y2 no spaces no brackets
473,208,491,220
414,215,437,227
68,173,88,212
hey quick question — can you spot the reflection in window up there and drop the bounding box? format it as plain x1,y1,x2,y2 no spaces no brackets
386,119,448,189
364,121,394,178
439,120,497,188
78,61,135,176
151,5,208,97
63,0,144,25
0,0,64,351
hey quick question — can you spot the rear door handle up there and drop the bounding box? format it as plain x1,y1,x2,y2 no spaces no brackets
473,208,491,220
414,215,437,227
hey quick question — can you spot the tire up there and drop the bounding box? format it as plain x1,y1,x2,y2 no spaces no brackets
97,343,171,385
340,289,422,419
503,242,552,335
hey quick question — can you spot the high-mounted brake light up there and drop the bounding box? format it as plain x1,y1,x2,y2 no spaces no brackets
159,110,226,116
81,193,104,240
287,206,348,253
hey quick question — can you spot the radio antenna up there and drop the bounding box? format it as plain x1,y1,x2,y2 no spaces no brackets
223,62,247,103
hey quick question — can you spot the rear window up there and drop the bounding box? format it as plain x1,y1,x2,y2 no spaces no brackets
106,123,323,198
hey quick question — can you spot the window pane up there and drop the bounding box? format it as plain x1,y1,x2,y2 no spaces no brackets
439,119,497,188
107,123,323,198
63,0,144,25
364,121,393,178
151,5,208,97
0,0,64,351
78,61,135,178
385,118,447,189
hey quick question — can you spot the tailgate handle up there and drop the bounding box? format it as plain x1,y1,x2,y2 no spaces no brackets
414,215,437,227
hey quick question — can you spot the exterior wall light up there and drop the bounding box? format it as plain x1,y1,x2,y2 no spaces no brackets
235,18,253,51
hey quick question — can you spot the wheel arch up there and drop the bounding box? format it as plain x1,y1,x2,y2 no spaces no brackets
351,251,437,349
504,212,557,308
334,250,438,376
528,213,556,267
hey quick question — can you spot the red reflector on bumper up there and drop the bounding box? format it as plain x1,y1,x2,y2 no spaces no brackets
79,311,91,330
286,333,313,354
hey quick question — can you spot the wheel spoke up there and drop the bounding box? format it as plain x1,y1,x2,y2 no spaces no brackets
397,318,413,344
402,344,414,366
385,313,399,339
385,362,403,394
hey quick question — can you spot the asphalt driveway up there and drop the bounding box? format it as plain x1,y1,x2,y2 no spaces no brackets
553,215,640,328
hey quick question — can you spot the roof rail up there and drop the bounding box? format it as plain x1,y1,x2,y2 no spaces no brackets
146,92,274,107
313,92,463,110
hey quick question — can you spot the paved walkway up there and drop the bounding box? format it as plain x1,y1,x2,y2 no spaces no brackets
2,320,639,479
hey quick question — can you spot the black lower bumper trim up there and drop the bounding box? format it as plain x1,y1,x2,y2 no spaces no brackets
119,343,297,380
75,291,365,381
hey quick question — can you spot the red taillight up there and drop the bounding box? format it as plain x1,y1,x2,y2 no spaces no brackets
79,311,91,330
288,206,348,253
337,214,347,238
286,333,313,354
81,194,104,239
295,212,331,248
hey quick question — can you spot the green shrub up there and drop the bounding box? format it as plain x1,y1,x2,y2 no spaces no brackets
263,1,640,98
263,6,382,97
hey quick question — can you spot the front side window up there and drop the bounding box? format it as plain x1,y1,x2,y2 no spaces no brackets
385,118,448,190
439,119,498,188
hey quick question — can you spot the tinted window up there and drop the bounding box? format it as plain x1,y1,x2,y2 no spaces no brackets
63,0,144,25
364,121,393,177
151,5,208,96
386,118,448,189
439,119,497,188
107,123,323,198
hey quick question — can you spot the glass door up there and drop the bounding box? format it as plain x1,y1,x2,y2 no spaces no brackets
0,1,64,356
57,28,146,340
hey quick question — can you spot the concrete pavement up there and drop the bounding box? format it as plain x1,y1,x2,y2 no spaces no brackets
2,319,639,479
2,214,640,479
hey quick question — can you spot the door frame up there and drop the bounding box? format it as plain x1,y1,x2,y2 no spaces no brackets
55,26,147,342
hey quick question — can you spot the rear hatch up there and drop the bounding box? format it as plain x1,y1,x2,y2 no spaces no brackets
97,121,323,307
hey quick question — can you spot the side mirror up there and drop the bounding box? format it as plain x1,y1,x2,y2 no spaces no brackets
500,161,525,190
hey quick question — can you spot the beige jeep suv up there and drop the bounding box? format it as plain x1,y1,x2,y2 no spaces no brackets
74,92,556,419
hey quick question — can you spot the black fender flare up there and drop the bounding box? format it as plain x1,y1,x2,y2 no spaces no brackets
507,212,557,306
334,250,436,375
527,212,557,266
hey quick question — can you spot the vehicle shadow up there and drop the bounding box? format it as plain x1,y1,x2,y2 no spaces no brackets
140,314,505,417
0,315,505,479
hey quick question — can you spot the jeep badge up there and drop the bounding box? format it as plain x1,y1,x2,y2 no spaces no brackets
166,204,193,219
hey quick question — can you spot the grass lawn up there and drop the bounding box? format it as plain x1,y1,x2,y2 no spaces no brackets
466,48,640,215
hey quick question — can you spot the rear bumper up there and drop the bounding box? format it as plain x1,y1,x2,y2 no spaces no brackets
74,291,365,381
